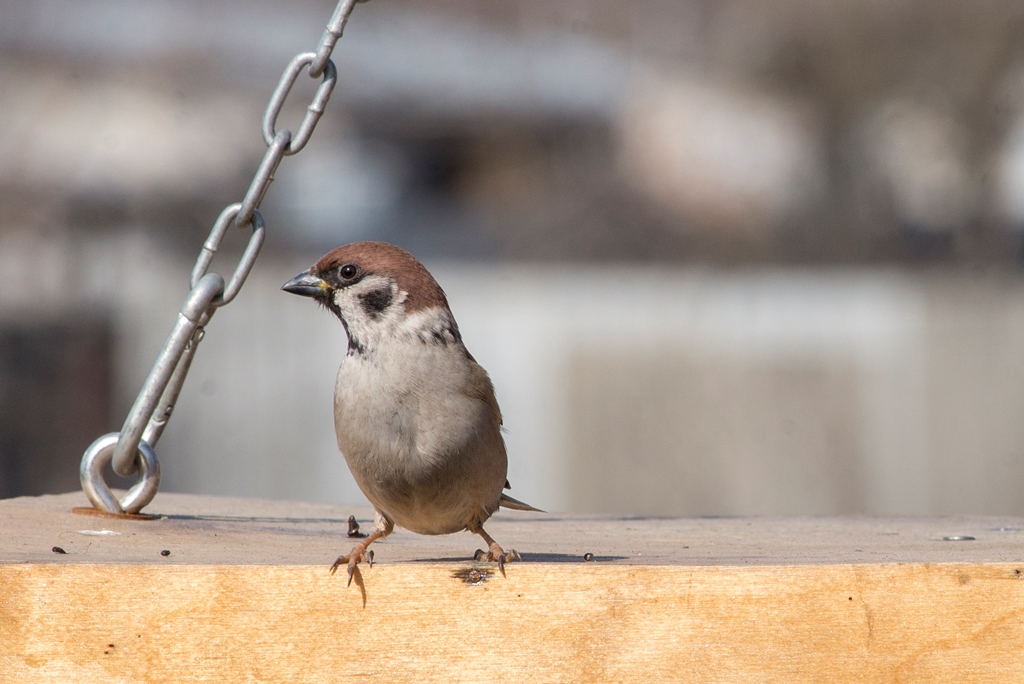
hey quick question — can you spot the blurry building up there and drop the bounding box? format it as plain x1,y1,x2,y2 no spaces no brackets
2,0,1024,514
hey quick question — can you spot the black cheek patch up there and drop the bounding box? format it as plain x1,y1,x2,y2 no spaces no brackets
359,287,395,319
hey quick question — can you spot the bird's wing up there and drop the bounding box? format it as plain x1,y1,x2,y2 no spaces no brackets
461,358,503,427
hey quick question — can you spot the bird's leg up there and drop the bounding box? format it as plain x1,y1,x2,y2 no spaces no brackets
472,525,520,577
330,511,394,586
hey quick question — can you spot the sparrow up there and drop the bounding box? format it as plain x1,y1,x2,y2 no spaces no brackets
282,241,539,584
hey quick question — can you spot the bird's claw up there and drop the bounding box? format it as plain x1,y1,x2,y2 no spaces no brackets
329,554,358,586
330,545,373,586
473,546,520,577
495,549,521,577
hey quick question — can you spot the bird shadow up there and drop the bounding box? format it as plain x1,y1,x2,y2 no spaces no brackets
407,552,626,564
152,513,354,524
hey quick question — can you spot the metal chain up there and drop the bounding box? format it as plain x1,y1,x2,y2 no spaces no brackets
80,0,367,515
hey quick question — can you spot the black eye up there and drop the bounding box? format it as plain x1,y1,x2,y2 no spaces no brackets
339,264,358,280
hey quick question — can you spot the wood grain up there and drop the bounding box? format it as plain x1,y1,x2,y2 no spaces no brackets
2,492,1024,682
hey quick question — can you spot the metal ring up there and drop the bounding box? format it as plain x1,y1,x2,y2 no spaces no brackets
81,432,161,515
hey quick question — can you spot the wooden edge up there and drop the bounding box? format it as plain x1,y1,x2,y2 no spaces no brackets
2,561,1023,682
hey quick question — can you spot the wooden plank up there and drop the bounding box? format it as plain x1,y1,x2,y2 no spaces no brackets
4,492,1024,566
2,492,1024,682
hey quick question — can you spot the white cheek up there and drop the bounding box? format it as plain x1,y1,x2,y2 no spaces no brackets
331,275,408,350
331,276,395,315
331,288,355,312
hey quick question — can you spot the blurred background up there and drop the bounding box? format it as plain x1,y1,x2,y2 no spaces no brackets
3,0,1024,515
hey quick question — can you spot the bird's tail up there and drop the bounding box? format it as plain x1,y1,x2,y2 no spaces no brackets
499,492,544,512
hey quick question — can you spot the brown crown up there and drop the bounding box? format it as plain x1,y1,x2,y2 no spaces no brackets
312,241,450,313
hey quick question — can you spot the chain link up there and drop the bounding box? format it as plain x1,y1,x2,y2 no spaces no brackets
80,0,368,515
310,0,364,77
194,205,266,306
264,54,338,156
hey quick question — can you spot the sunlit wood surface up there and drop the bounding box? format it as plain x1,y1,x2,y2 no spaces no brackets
2,492,1023,682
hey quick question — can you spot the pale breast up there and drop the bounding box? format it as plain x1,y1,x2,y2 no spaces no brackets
333,340,508,534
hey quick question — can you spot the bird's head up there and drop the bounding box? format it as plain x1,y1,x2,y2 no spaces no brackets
282,241,457,355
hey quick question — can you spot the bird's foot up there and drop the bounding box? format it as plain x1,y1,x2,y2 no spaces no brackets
473,544,521,577
330,545,375,586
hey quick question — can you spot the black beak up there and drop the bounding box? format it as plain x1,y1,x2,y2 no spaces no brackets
282,270,330,298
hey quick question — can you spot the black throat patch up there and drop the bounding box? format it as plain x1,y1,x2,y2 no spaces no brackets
358,286,395,319
317,295,366,356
